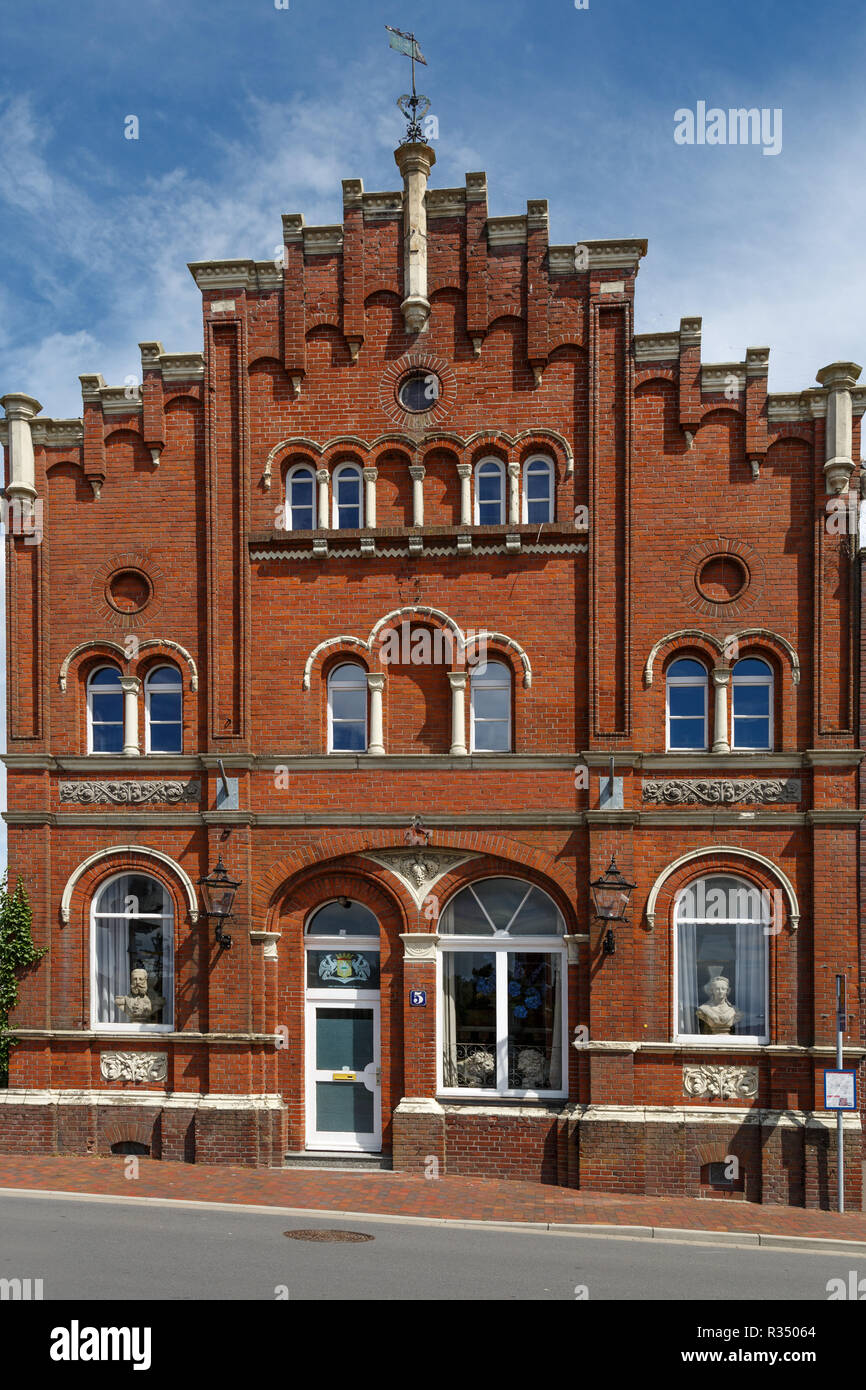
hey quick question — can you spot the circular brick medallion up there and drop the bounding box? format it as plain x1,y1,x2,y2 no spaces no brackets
90,553,164,632
106,568,152,614
680,538,764,621
695,554,749,604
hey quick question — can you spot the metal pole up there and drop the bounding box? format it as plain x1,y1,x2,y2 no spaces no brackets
836,973,845,1214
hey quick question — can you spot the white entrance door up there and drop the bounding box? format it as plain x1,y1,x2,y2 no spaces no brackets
305,999,382,1152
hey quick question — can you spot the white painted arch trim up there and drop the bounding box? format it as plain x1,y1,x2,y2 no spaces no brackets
139,640,198,691
59,641,126,691
302,636,371,690
60,845,200,925
644,628,800,687
645,845,800,932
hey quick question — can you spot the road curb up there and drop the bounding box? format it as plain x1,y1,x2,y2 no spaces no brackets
3,1183,866,1253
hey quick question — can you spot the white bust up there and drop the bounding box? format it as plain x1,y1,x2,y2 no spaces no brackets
114,967,164,1023
696,974,743,1035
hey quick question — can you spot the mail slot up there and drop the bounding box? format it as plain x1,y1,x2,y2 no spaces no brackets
332,1071,356,1081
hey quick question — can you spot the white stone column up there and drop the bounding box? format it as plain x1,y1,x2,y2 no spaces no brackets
316,469,329,529
363,467,378,529
120,676,142,758
393,142,436,335
448,671,468,755
367,672,386,755
409,465,425,528
457,464,472,525
816,361,861,495
711,668,730,754
1,393,41,511
507,461,520,524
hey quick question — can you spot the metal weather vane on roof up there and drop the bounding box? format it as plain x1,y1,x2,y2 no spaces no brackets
386,25,431,143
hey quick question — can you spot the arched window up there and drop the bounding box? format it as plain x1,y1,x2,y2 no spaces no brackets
674,873,769,1043
666,658,708,750
439,877,566,1096
732,657,773,750
470,659,512,752
91,872,174,1028
327,663,368,752
87,666,124,754
332,462,363,530
522,456,554,523
286,464,317,531
474,457,505,525
144,665,182,753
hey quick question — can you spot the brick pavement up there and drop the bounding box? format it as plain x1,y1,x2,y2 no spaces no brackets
1,1155,866,1243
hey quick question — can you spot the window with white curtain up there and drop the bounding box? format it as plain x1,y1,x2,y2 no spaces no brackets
327,663,368,752
286,464,317,531
522,456,554,523
732,657,773,750
91,873,174,1029
332,463,363,529
144,665,182,753
438,877,567,1096
474,458,505,525
470,659,512,751
674,873,769,1043
87,666,124,754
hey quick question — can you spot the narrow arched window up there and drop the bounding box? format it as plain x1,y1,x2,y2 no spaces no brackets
666,658,708,751
332,463,363,530
522,456,554,523
674,873,769,1042
328,663,368,752
145,665,183,753
470,659,512,752
91,872,174,1028
474,458,505,525
732,658,773,750
286,464,316,531
87,666,124,754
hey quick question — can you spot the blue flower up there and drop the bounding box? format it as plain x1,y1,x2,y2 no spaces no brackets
508,981,521,997
513,1004,527,1019
524,990,541,1010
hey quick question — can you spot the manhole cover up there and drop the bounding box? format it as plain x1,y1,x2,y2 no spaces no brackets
283,1229,374,1243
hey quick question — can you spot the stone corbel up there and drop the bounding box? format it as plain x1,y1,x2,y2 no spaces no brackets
249,930,281,960
346,339,363,364
289,374,303,398
817,361,862,496
531,363,544,388
471,337,483,358
563,933,589,964
399,932,439,962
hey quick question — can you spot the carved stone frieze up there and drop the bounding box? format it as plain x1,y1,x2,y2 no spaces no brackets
683,1064,758,1101
60,781,201,806
643,779,800,806
100,1052,168,1084
363,850,477,905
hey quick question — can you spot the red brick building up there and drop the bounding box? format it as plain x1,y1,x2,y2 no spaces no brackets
1,133,863,1207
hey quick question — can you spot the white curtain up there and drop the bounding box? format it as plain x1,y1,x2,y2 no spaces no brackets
548,955,563,1088
735,923,765,1036
441,954,458,1085
677,922,699,1034
95,876,131,1024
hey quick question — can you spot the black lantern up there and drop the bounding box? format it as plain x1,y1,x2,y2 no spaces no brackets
589,855,635,956
198,856,241,950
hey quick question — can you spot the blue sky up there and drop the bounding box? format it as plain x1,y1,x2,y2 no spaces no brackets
1,0,865,868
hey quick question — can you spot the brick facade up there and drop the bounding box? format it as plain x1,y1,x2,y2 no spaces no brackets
1,138,863,1208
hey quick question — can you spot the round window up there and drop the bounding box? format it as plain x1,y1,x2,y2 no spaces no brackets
106,569,152,613
696,555,748,603
398,372,440,413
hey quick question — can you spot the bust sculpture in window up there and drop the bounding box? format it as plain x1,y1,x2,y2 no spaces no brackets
696,973,743,1035
114,967,165,1023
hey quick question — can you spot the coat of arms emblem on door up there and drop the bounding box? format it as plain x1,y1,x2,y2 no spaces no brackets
318,952,372,985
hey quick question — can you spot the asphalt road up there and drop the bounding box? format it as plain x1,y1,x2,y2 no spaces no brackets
0,1191,862,1301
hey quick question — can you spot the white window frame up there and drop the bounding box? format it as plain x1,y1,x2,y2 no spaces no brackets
327,662,368,753
473,456,506,525
521,455,554,523
87,665,124,756
144,664,183,755
436,878,567,1099
672,875,769,1046
731,658,774,752
285,463,317,532
331,462,364,530
90,870,174,1033
470,659,512,753
665,658,708,752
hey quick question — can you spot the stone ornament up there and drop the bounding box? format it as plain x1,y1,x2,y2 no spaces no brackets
696,974,743,1035
60,781,201,805
642,779,800,806
683,1064,758,1101
100,1052,168,1084
114,969,165,1023
364,850,477,906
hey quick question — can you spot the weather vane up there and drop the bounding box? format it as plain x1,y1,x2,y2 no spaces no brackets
386,25,431,144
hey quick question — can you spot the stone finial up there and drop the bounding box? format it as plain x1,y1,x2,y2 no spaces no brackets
394,141,436,336
817,361,862,496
